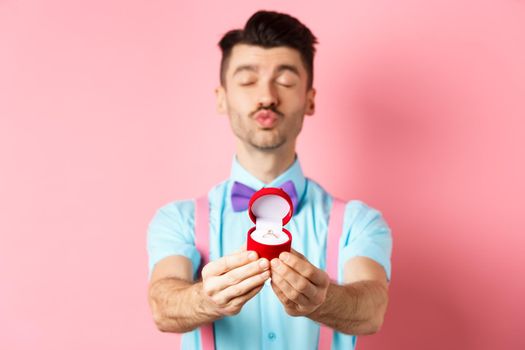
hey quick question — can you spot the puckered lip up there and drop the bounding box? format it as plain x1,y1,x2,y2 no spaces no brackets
254,110,279,128
253,110,278,120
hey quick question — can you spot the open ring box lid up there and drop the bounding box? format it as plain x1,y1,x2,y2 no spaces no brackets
247,187,293,260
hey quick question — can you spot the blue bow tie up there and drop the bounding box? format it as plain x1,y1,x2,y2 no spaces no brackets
231,180,298,212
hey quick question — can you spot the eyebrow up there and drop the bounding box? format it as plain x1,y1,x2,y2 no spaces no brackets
232,65,258,77
232,64,301,78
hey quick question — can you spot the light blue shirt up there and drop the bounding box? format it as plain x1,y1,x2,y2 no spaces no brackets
147,156,392,350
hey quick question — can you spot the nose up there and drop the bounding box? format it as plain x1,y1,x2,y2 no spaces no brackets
257,82,279,109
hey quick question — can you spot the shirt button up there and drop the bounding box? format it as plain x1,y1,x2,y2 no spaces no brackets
268,332,276,340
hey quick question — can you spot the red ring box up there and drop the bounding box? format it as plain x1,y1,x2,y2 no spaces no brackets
246,187,293,261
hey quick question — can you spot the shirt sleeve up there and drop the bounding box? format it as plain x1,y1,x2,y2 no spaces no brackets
146,199,202,280
339,200,393,282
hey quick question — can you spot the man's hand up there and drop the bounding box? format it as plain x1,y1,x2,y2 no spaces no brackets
201,249,270,317
270,248,330,316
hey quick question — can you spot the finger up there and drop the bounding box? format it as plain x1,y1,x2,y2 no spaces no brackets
210,258,269,292
202,250,258,278
271,281,299,310
222,258,269,287
270,261,310,305
214,269,270,305
279,252,328,287
227,283,264,309
290,248,307,260
270,258,317,300
204,258,269,295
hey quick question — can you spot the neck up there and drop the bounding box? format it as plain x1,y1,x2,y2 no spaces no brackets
235,141,296,184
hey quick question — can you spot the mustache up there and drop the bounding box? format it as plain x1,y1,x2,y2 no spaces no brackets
251,106,284,118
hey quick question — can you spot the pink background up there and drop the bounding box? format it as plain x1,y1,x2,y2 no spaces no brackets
1,1,524,349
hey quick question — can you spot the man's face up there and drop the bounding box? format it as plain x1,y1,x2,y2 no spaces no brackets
216,44,316,151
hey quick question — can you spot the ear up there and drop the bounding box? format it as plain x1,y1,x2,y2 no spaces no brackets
305,87,316,116
215,85,227,115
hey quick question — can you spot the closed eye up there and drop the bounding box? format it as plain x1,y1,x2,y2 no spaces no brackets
276,75,297,88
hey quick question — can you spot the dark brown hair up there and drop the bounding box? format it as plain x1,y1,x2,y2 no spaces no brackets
218,10,318,89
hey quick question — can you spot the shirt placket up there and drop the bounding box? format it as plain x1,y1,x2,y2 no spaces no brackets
260,280,283,349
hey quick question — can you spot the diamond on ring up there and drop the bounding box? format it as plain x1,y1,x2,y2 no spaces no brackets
263,229,278,238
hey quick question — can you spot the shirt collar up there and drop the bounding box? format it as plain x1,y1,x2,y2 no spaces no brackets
229,154,307,210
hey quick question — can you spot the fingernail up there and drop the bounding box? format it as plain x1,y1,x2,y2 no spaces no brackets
271,259,280,267
280,252,289,262
261,271,270,279
248,251,257,260
259,259,269,269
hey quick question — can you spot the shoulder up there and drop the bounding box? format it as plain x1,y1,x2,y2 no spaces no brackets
304,178,382,219
305,177,390,234
343,200,387,227
146,199,200,279
148,199,196,233
340,199,392,257
339,200,393,281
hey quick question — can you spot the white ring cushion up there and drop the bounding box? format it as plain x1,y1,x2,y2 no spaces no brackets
250,194,290,245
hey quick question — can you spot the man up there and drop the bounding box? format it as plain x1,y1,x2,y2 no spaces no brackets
147,10,392,350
